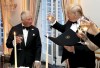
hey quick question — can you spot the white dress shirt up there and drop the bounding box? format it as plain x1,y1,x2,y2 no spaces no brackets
70,16,85,32
23,28,28,46
70,22,80,32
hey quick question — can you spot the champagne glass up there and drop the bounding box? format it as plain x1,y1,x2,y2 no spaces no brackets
80,18,90,34
47,14,56,23
48,15,52,20
17,34,23,50
78,28,83,43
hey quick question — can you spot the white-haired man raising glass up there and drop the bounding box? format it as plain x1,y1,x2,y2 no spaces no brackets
47,4,95,68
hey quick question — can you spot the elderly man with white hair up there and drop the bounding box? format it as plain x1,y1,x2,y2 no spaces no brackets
47,4,95,68
6,10,42,68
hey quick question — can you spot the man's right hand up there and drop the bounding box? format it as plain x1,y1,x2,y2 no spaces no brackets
47,15,56,23
33,61,41,68
16,36,22,44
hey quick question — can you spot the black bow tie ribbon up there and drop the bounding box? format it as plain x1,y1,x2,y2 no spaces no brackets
72,21,77,24
22,26,31,30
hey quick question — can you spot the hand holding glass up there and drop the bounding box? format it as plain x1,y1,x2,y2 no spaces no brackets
47,15,56,23
80,19,90,33
17,35,23,50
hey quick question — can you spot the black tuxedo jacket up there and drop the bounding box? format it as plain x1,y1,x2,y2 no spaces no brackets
6,23,42,67
51,20,95,68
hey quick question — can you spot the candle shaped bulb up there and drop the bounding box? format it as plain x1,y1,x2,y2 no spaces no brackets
14,32,16,46
14,32,16,36
83,27,88,32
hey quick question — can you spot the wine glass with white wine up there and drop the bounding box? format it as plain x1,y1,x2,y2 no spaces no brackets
17,34,23,50
47,13,56,23
80,18,90,34
77,28,83,43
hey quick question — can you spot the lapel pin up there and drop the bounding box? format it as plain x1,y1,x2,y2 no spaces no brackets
65,35,70,39
33,34,35,36
31,29,34,30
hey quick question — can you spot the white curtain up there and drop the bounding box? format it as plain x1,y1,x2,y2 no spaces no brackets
61,0,69,22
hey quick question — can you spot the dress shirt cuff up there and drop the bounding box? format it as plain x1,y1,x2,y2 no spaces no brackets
35,60,40,63
50,20,57,26
85,39,99,51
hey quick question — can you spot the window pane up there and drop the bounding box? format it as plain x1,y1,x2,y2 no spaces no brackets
58,46,63,56
0,20,3,46
48,44,51,55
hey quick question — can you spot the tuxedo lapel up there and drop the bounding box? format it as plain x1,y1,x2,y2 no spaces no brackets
26,27,34,46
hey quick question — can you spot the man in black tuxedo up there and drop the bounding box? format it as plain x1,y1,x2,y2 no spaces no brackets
6,11,42,68
47,5,95,68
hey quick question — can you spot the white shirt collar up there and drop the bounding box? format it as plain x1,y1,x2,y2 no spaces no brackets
70,16,84,32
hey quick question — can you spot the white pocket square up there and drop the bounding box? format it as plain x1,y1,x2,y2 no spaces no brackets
32,34,35,36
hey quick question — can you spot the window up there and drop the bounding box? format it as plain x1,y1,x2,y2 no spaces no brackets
47,7,51,12
48,44,51,55
1,33,3,37
1,38,3,43
58,46,63,56
47,3,51,6
1,23,3,27
0,20,3,46
1,29,3,32
47,0,51,2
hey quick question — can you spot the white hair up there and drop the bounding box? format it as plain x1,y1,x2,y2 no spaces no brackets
21,10,30,20
67,4,83,16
